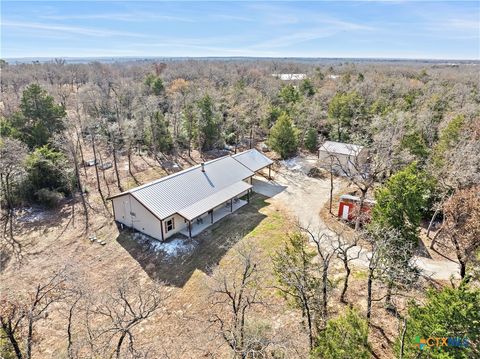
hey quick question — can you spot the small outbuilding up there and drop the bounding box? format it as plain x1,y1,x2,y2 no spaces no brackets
107,149,273,241
338,194,376,222
318,141,367,174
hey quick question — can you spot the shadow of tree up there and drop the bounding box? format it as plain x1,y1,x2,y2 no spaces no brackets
117,194,270,287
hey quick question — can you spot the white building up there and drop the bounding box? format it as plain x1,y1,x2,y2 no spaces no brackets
318,141,368,174
108,149,273,241
272,73,307,81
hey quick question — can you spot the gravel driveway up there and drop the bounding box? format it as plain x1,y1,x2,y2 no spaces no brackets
253,155,461,281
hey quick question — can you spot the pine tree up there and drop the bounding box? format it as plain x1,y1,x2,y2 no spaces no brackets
304,128,318,152
396,282,480,358
10,84,66,148
371,162,434,245
197,94,220,151
267,113,298,159
312,308,370,359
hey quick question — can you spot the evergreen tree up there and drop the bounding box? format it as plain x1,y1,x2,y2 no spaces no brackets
25,145,74,205
304,128,318,152
300,79,315,97
197,94,220,151
267,113,298,159
10,84,66,148
396,282,480,358
261,105,282,130
401,132,430,161
148,111,173,153
312,308,370,359
279,84,301,105
371,162,434,245
327,91,364,142
432,115,464,167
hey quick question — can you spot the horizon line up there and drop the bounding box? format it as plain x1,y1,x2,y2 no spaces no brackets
4,55,480,62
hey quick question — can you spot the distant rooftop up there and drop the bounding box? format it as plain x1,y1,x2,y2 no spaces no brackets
272,73,307,81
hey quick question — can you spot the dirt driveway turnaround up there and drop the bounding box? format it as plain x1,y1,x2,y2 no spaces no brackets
253,155,460,281
253,155,342,230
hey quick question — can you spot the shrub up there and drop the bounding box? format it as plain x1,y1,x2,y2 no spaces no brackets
312,308,370,359
34,188,64,208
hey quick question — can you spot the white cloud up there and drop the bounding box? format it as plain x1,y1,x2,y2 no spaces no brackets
2,20,151,38
40,12,193,22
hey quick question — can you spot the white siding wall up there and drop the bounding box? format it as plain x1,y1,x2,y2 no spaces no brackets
112,194,163,241
163,213,188,240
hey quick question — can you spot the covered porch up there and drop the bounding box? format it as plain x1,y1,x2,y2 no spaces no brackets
177,181,252,238
179,198,248,238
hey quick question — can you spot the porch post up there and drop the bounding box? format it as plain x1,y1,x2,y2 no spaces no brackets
269,165,272,180
160,219,165,241
210,210,214,224
230,199,233,212
188,221,192,239
247,189,250,203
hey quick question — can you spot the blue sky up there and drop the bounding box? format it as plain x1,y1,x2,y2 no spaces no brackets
2,1,479,59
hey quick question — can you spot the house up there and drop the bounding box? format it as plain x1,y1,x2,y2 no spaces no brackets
318,141,367,174
107,149,273,241
272,73,307,81
338,194,376,222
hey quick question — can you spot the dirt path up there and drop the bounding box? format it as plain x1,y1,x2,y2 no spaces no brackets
254,155,461,281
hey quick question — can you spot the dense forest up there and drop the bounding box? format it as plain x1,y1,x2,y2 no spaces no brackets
0,59,479,358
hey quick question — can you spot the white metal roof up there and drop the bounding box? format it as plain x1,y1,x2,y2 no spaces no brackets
178,181,252,220
319,141,364,157
272,73,307,81
340,194,376,204
232,149,273,172
110,154,255,220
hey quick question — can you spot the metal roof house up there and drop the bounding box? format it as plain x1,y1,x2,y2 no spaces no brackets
318,141,368,174
108,149,273,241
272,73,307,81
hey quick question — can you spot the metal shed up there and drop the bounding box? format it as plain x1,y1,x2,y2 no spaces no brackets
318,141,367,175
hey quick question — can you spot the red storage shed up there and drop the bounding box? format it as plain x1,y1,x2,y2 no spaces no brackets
338,194,376,223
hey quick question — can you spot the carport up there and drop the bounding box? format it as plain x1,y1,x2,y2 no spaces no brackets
232,149,274,180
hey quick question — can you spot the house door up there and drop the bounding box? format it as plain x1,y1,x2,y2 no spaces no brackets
341,205,350,220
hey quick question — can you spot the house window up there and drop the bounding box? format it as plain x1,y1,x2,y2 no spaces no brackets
165,218,175,232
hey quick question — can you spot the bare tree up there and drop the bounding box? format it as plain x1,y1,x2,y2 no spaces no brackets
57,123,89,233
0,268,69,359
301,227,337,327
86,275,169,359
333,231,361,304
209,246,270,358
438,186,480,278
272,232,320,350
324,128,403,230
363,225,418,325
0,138,28,259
